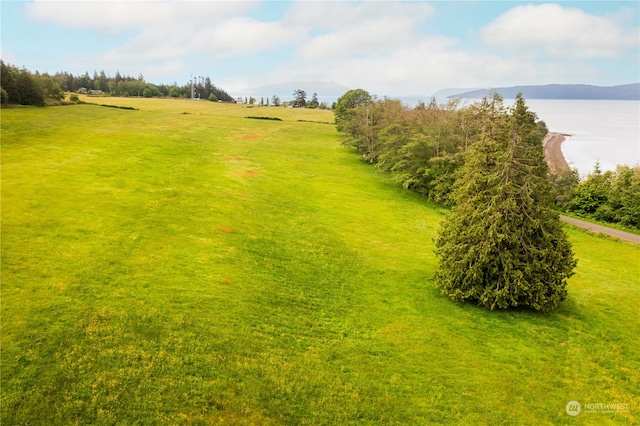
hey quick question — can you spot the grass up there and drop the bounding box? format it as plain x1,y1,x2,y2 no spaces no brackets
2,97,639,425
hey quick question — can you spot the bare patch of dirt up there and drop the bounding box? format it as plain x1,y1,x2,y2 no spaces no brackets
243,135,258,140
216,226,234,233
217,190,252,198
223,156,244,161
233,170,259,178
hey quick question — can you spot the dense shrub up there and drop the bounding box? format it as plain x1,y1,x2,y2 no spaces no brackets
568,164,640,230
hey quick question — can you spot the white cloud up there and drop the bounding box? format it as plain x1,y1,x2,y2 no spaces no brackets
17,1,636,95
24,1,302,81
95,17,301,64
287,0,434,61
24,1,256,34
257,35,601,96
299,19,415,61
284,0,434,31
481,4,639,59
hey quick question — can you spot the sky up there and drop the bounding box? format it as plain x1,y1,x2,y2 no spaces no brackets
1,0,639,97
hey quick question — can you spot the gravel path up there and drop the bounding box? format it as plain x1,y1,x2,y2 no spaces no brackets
560,215,640,244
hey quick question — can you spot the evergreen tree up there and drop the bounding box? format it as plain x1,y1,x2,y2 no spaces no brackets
15,68,45,106
435,94,576,311
291,89,306,107
0,60,18,103
308,92,319,108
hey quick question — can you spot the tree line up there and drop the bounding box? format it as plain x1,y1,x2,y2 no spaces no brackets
0,61,233,106
335,89,578,311
239,90,333,109
335,89,546,205
335,89,639,231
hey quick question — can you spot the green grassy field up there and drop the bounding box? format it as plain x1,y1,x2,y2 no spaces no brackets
2,97,638,425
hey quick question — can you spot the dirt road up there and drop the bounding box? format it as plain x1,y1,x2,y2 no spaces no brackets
560,215,640,244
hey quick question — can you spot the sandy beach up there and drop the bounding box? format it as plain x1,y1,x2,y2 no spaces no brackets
543,132,571,172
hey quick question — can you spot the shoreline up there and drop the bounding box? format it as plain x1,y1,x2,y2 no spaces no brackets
543,132,571,172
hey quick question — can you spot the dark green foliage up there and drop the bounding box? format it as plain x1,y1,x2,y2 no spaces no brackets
307,92,319,108
169,86,184,98
1,62,46,106
568,162,610,214
0,61,233,103
606,165,640,228
291,89,307,108
375,99,466,204
334,89,372,133
40,75,64,101
246,116,282,121
549,167,580,209
297,119,332,124
94,103,138,111
435,94,576,311
336,93,405,164
568,164,640,230
335,91,479,203
15,70,45,106
1,60,18,103
191,75,232,102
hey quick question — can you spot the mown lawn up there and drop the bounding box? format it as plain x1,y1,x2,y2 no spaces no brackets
1,98,638,425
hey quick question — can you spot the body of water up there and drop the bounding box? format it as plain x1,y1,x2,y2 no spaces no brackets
404,98,640,176
525,99,639,177
240,93,639,177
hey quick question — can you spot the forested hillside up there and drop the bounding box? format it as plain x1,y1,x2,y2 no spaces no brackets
0,61,232,106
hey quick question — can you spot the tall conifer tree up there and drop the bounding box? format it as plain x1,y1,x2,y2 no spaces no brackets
435,94,576,311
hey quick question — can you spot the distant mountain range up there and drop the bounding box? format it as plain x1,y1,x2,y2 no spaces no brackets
446,83,640,100
237,81,351,97
236,82,640,101
431,88,480,98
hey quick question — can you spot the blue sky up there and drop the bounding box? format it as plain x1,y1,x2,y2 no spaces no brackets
1,1,638,96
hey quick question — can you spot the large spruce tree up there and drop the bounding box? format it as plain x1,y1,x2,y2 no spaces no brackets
435,94,576,311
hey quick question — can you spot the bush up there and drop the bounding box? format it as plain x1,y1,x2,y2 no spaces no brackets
0,88,8,105
69,94,80,103
208,93,218,102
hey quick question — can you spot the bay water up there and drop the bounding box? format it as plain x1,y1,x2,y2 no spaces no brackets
248,93,639,177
